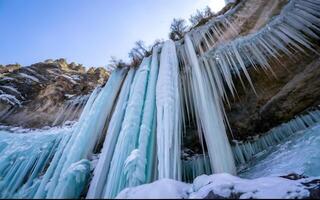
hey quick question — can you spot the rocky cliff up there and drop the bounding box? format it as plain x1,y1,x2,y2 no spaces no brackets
218,0,320,140
0,59,109,128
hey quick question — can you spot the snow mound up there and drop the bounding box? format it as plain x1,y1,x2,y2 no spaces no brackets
116,179,190,199
117,173,311,199
190,174,309,199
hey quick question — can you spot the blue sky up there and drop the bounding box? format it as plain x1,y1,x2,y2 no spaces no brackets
0,0,225,67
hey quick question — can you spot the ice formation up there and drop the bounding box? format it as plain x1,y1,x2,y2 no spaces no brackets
156,40,182,180
183,34,236,175
182,155,211,183
1,0,320,198
52,95,90,126
232,109,320,165
240,123,320,179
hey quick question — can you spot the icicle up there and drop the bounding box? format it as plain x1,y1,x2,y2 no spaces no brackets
156,40,182,180
124,47,160,187
182,154,212,183
34,68,127,199
102,57,151,198
232,108,320,165
0,127,69,198
86,68,136,199
184,34,236,175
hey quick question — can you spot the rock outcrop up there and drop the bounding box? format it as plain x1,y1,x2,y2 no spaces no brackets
226,47,320,140
0,59,109,128
201,0,320,140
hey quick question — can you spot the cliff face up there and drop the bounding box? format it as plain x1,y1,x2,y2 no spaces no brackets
217,0,320,139
0,59,109,128
227,52,320,140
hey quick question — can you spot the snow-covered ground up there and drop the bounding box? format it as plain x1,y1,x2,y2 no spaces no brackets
117,173,313,199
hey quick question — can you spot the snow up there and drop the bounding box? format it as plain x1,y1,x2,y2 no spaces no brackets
0,86,21,95
0,94,21,106
18,73,40,83
64,94,75,98
70,75,81,81
24,67,48,81
61,74,77,84
116,179,190,199
0,77,15,82
191,174,310,199
117,173,311,199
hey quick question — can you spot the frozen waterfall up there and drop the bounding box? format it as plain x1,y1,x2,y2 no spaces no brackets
1,0,320,198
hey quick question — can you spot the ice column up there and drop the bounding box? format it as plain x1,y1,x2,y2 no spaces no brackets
86,68,136,198
124,47,160,187
184,34,236,175
156,40,182,180
102,57,151,198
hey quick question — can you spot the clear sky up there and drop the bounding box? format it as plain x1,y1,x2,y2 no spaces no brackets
0,0,225,68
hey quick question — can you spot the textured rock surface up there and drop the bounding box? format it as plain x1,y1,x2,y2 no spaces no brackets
0,59,109,128
209,0,320,140
226,51,320,140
